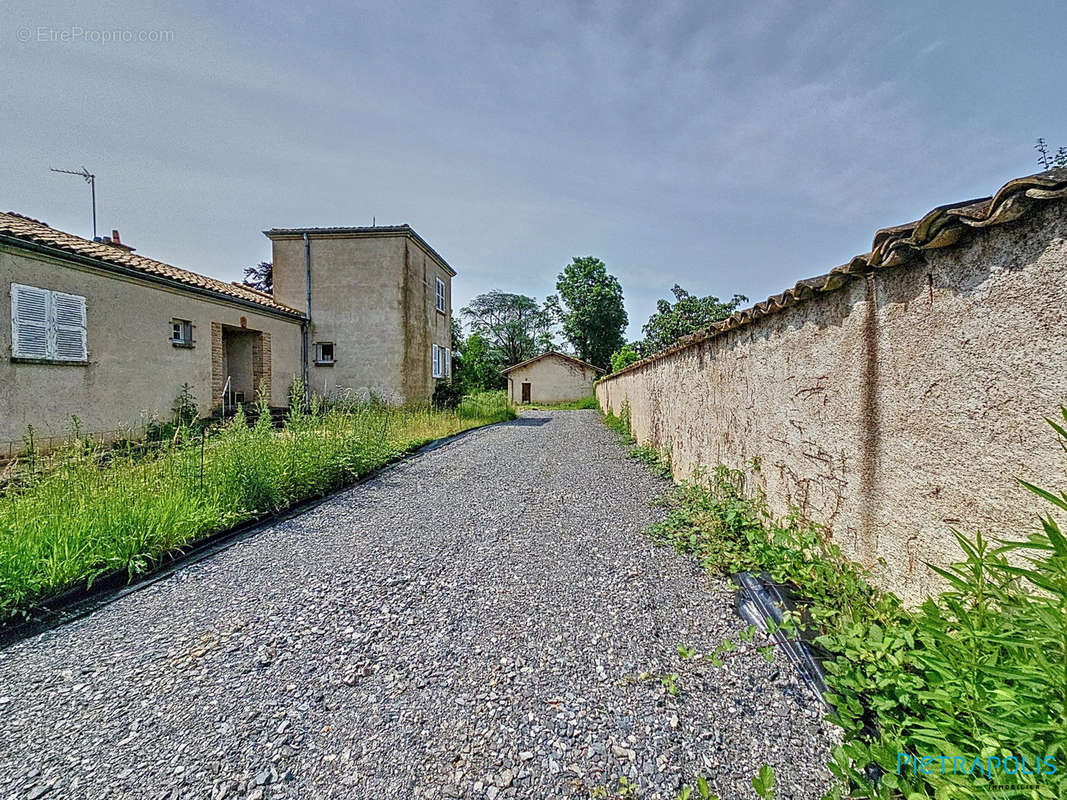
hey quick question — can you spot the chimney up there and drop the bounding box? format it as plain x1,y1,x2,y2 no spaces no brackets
102,228,136,252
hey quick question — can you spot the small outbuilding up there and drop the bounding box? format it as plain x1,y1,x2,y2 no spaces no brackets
502,351,604,405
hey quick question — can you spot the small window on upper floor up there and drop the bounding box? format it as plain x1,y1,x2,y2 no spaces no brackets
435,277,446,313
171,319,194,347
315,341,335,365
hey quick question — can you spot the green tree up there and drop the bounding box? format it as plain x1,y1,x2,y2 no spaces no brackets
242,261,273,293
610,343,641,373
461,291,554,367
454,331,505,392
640,284,747,355
554,256,628,371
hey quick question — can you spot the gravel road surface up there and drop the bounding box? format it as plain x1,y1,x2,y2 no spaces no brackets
0,411,834,800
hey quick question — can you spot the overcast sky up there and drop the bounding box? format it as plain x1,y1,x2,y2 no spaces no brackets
3,1,1064,340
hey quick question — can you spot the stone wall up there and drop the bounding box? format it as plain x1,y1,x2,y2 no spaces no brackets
596,187,1067,603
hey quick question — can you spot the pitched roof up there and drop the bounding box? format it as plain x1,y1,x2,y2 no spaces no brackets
606,167,1067,380
264,223,457,276
0,211,303,317
502,351,605,375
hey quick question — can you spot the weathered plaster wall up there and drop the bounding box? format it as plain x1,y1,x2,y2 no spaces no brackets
596,202,1067,602
507,356,599,404
272,232,452,404
401,239,453,404
0,247,302,448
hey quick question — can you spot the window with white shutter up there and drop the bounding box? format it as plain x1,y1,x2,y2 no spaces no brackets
435,278,446,313
11,284,49,359
52,291,88,361
11,283,87,363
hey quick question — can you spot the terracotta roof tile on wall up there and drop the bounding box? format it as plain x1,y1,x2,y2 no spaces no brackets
501,351,606,374
0,212,303,317
605,167,1067,380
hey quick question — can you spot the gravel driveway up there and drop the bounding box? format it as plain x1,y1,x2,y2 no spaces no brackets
0,411,834,800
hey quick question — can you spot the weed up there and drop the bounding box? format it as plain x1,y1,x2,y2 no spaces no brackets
752,764,776,799
676,775,719,800
614,406,1067,799
628,444,671,479
0,388,514,618
603,399,632,440
677,643,697,660
660,672,681,697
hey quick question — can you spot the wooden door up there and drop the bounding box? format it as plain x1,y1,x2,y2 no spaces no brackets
521,382,531,403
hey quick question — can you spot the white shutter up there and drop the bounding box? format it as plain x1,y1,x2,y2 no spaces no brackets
445,348,451,377
432,344,440,378
11,284,49,359
51,291,87,361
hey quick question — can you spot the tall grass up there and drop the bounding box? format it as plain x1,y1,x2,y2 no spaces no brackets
0,388,514,618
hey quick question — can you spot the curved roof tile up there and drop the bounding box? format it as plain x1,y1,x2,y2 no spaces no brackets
605,167,1067,379
0,212,303,317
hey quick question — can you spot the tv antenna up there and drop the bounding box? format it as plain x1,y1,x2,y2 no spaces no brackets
50,166,97,239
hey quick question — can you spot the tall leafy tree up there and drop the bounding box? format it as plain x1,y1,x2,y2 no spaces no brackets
455,331,506,392
554,257,628,371
243,261,273,293
640,284,747,354
461,291,555,367
609,343,641,373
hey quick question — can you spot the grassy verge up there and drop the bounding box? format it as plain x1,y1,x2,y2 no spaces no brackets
0,390,514,619
518,395,599,411
604,406,1067,800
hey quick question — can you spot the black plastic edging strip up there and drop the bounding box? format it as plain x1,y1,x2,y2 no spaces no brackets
0,420,502,651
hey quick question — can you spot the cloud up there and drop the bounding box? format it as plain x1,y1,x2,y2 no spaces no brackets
2,0,1063,341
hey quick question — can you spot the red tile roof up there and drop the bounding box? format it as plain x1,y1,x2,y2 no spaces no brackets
502,351,605,374
0,212,303,317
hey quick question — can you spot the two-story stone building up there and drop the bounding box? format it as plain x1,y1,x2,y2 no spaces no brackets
0,212,455,451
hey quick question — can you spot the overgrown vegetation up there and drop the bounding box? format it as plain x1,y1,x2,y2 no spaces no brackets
520,395,598,410
603,401,672,477
609,284,747,372
0,387,514,619
608,407,1067,799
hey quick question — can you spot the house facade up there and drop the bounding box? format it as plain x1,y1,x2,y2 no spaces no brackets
266,225,455,403
502,351,603,405
0,212,454,452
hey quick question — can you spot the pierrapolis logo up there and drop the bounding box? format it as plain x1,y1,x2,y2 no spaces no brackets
897,753,1057,778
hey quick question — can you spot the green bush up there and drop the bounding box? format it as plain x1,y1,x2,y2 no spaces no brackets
635,410,1067,799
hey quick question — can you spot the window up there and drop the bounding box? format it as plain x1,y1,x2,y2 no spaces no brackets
435,277,446,313
315,342,335,365
431,343,442,378
10,283,87,362
170,319,193,346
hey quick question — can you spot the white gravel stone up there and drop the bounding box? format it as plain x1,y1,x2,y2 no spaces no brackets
0,411,834,799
